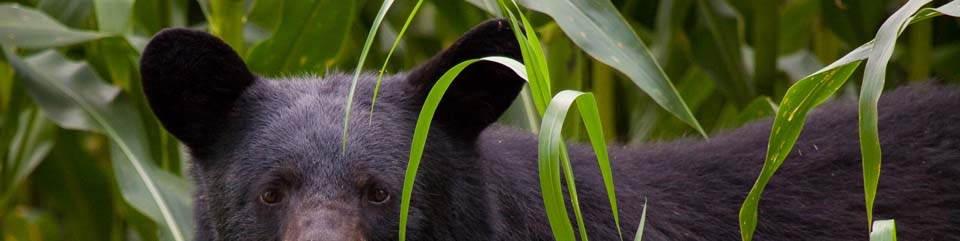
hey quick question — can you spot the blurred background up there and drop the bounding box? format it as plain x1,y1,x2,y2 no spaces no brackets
1,0,958,240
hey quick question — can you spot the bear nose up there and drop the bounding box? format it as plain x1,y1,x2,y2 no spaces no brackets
283,208,362,241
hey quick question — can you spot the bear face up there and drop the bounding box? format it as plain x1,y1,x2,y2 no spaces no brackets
140,19,527,241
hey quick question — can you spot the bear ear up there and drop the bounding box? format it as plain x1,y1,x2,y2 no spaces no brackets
405,18,524,140
140,28,255,156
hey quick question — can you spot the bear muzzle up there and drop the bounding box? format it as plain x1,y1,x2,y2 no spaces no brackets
282,208,363,241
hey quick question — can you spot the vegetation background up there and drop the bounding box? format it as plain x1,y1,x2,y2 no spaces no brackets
0,0,958,240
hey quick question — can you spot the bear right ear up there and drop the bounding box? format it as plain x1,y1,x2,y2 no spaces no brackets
140,28,255,156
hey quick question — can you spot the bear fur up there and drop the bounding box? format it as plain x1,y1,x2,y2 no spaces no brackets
139,19,960,240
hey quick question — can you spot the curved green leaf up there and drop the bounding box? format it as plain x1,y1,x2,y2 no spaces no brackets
246,0,355,76
860,0,931,230
5,48,193,241
539,90,623,241
738,1,959,239
399,57,526,241
370,0,424,116
341,0,396,154
517,0,705,136
738,60,860,241
469,0,704,136
0,4,108,49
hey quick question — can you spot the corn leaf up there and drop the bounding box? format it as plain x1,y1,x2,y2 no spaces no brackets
0,4,108,49
738,60,860,241
5,48,194,241
206,0,244,52
0,81,55,212
245,0,355,76
539,90,623,241
690,0,753,105
93,0,134,33
859,0,931,229
738,1,960,239
470,0,705,136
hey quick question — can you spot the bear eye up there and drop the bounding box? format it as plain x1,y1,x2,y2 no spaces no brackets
260,190,284,205
366,186,390,204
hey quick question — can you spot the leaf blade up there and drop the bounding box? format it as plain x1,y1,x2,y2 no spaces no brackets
245,0,356,76
0,4,108,49
93,0,134,33
738,2,960,239
858,0,931,230
514,0,706,137
5,48,193,241
340,0,395,154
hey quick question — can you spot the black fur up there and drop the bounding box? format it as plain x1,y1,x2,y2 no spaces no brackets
140,19,960,241
140,28,255,159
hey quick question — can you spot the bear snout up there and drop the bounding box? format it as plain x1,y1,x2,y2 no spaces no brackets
282,208,363,241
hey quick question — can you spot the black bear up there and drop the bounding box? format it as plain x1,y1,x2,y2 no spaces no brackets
139,19,960,240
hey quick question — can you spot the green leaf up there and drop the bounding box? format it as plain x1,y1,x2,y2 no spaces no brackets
777,0,818,54
497,0,552,114
738,2,960,239
370,0,424,116
36,0,94,29
398,57,526,241
0,81,56,211
690,0,754,105
1,108,54,196
738,60,861,241
735,97,777,126
633,200,647,241
94,0,134,33
480,0,706,137
207,0,245,53
30,131,120,241
539,90,623,241
1,207,61,241
247,0,284,33
340,0,396,154
749,0,778,95
858,0,931,229
245,0,356,76
0,3,108,49
133,0,188,34
4,48,193,241
651,0,692,61
870,219,897,241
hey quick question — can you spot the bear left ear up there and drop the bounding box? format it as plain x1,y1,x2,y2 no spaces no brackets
405,19,525,140
140,28,256,157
